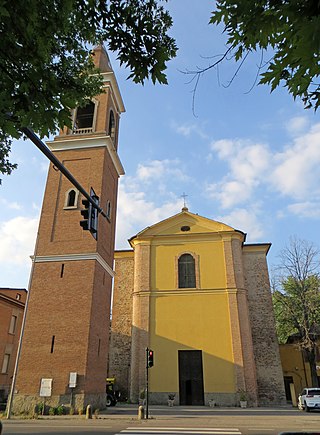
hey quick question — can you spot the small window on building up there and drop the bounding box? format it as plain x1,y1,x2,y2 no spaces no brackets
106,200,111,221
74,101,95,130
108,110,115,138
9,315,17,334
178,254,196,288
67,190,76,207
1,354,10,374
64,188,79,209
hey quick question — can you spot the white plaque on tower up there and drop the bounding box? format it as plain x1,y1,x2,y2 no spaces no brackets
69,372,77,388
39,378,52,397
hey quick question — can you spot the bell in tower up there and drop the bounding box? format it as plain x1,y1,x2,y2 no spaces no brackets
12,45,125,413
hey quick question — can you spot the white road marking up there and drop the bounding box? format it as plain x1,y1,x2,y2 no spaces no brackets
126,428,240,432
119,428,241,435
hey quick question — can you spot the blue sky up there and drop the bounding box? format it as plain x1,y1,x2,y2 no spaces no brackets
1,0,320,288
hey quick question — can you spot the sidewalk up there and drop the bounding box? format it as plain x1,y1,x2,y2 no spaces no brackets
3,403,297,421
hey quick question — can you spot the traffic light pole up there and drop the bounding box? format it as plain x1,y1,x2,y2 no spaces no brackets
146,347,149,419
21,127,108,218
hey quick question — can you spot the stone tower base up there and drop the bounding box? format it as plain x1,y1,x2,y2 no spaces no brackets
12,392,106,415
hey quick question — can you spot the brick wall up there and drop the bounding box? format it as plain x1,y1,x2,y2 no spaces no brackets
0,289,26,401
243,247,287,405
108,252,134,397
12,47,122,412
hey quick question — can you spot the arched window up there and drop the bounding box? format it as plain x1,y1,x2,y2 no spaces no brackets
108,110,115,138
74,101,95,130
178,254,196,288
64,189,79,209
67,190,76,207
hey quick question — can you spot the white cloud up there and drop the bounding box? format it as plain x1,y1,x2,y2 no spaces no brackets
207,139,270,209
271,123,320,198
173,122,208,139
0,198,22,210
217,208,264,241
286,116,309,136
32,202,41,211
207,180,251,208
207,123,320,216
136,159,189,183
116,184,179,249
210,138,237,159
175,124,196,137
115,158,191,248
210,139,270,183
0,216,38,265
287,202,320,218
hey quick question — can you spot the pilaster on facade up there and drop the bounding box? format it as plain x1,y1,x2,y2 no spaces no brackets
223,236,258,405
130,243,151,401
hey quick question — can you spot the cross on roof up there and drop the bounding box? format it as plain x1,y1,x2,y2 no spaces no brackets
181,192,188,209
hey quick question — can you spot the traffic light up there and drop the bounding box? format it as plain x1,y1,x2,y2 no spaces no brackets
89,188,99,240
80,198,92,231
147,349,154,368
79,188,99,239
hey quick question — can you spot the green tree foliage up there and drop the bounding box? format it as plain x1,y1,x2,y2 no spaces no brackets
209,1,320,109
0,0,177,178
272,238,320,387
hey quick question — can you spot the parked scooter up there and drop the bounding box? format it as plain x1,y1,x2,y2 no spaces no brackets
106,377,119,407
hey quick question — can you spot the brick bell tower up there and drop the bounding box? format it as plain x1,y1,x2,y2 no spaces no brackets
13,46,125,412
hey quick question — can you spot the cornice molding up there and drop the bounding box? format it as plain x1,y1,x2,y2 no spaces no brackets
130,231,244,247
243,243,271,255
32,253,114,277
100,72,125,113
132,287,245,296
46,136,125,176
0,293,26,308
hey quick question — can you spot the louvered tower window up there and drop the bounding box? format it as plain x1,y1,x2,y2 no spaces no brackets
75,101,95,129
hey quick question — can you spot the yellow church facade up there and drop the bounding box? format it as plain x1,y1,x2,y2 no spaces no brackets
109,208,286,406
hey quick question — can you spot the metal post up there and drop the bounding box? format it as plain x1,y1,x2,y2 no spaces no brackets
70,388,73,408
146,347,149,419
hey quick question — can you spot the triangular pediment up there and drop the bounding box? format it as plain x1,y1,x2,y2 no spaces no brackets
130,210,239,242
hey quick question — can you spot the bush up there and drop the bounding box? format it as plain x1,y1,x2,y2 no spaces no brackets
48,407,56,416
56,405,64,415
36,402,44,414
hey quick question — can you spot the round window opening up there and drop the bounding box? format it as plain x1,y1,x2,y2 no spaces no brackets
181,226,190,232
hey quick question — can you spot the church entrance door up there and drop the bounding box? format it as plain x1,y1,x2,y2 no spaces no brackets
178,350,204,405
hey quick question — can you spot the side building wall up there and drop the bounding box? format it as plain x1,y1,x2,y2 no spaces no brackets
242,246,286,405
108,251,134,398
0,289,27,405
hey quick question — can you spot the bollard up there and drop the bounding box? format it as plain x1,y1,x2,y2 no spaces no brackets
138,405,144,420
86,404,92,419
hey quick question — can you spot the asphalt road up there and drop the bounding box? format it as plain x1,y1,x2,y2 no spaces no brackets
2,406,320,435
